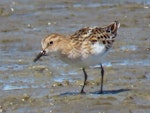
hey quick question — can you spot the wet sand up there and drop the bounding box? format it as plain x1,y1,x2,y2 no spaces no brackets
0,0,150,113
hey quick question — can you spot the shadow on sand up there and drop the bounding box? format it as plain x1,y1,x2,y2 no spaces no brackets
59,88,130,96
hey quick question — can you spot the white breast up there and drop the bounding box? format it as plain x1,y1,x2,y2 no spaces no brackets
91,42,106,55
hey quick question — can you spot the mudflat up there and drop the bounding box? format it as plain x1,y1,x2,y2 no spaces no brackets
0,0,150,113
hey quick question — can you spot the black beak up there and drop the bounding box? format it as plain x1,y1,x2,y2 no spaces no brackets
33,50,46,62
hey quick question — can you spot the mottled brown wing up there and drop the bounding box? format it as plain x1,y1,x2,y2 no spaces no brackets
70,21,119,50
89,21,119,50
70,27,92,41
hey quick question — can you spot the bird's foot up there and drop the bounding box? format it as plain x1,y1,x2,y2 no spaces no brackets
80,90,86,94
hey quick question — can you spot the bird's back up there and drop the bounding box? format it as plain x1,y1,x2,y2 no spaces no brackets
72,21,119,46
69,21,120,58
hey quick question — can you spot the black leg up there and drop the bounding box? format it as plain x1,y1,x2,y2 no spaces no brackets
99,63,104,94
80,68,88,94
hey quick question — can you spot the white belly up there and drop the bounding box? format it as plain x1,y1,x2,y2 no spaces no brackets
56,49,106,68
52,42,107,68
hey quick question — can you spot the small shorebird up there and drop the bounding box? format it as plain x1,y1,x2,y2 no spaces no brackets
33,21,120,94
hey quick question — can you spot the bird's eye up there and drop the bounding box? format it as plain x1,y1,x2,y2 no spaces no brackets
49,41,53,45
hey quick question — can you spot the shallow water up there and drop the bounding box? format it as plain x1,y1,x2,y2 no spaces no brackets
0,0,150,113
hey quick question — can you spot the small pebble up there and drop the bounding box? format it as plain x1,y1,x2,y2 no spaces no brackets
0,109,3,113
27,24,32,28
10,8,14,12
144,6,149,9
48,22,51,25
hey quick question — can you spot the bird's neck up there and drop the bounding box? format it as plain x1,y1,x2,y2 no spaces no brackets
58,36,73,54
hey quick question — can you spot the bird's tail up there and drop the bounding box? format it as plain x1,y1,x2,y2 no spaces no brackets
105,21,120,35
